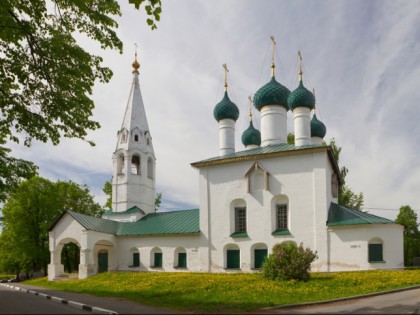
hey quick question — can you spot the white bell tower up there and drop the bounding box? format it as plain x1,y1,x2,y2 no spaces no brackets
110,53,156,217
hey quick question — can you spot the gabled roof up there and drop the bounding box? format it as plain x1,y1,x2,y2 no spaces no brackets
191,143,342,184
49,209,200,237
103,206,145,216
327,203,395,226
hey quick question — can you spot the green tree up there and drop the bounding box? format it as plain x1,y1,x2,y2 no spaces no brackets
0,176,102,277
0,0,162,206
329,138,364,210
102,180,112,210
395,205,420,266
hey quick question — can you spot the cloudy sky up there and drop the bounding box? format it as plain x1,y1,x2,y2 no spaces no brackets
9,0,420,220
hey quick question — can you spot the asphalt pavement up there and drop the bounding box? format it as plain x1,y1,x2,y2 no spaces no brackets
2,282,420,314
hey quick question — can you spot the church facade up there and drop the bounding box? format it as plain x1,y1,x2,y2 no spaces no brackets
47,51,403,280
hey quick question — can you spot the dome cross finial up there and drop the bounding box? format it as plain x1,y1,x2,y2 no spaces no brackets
222,63,229,91
270,35,276,77
298,50,303,81
132,43,140,73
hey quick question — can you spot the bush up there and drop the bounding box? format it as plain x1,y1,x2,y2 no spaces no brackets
261,242,318,282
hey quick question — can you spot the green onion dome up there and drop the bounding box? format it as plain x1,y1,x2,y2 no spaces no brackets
213,91,240,122
253,77,291,111
241,121,261,147
288,81,315,110
310,114,327,138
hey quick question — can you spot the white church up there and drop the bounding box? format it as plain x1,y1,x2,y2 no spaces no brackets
48,47,403,280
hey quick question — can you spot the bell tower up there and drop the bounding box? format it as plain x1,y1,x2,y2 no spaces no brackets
110,52,156,217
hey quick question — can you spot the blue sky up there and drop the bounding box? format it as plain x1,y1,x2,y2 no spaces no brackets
7,0,420,221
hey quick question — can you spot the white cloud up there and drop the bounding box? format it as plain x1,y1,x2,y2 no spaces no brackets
6,0,420,221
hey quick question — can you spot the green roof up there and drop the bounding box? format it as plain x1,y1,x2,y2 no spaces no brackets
310,114,327,138
103,206,145,216
213,91,239,122
49,209,199,236
67,211,120,234
288,80,315,110
327,203,395,226
118,209,200,236
254,76,290,111
241,121,261,147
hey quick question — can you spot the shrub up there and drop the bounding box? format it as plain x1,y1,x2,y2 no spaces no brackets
261,242,318,282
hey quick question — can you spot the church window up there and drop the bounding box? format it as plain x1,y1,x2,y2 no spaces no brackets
368,239,384,263
276,204,288,230
147,137,150,145
132,253,140,267
121,131,128,143
254,248,268,269
178,253,187,268
154,252,162,267
134,134,139,142
235,207,247,232
226,249,240,269
131,155,140,175
147,157,153,179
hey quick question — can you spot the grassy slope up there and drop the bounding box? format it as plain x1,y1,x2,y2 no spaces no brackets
25,270,420,313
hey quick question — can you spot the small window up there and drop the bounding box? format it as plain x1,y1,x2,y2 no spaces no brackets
132,253,140,267
131,155,140,175
134,134,139,142
226,249,240,269
331,174,338,198
146,138,150,145
154,252,162,267
178,253,187,268
121,132,127,143
235,207,246,232
254,249,268,269
276,204,288,230
368,243,383,262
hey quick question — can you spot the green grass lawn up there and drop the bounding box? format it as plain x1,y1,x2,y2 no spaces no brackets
24,270,420,313
0,274,15,280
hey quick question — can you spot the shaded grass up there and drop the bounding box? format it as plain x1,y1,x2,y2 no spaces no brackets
0,274,14,280
24,270,420,313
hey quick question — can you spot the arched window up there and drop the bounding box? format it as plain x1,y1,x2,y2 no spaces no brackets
272,195,290,235
134,134,139,142
225,244,240,269
129,248,140,267
151,247,162,268
117,154,124,175
147,157,153,179
251,243,268,269
368,238,384,263
230,199,247,237
131,155,140,175
174,247,187,268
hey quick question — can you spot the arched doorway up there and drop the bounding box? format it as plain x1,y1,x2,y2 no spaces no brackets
98,249,108,273
61,242,80,274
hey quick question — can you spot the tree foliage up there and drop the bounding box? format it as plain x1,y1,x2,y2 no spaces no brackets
396,205,420,266
261,242,318,282
329,138,364,210
0,0,162,207
0,176,102,276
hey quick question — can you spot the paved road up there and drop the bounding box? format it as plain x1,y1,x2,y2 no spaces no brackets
260,287,420,314
0,285,90,314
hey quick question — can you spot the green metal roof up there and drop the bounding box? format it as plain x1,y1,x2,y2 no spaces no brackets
213,91,239,122
288,80,315,110
67,211,120,234
254,76,290,111
103,206,145,216
117,209,200,236
50,209,199,236
241,121,261,147
327,203,395,226
310,114,327,138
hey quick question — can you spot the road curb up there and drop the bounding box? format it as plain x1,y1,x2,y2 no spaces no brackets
260,284,420,312
0,283,118,314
